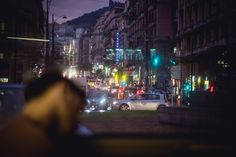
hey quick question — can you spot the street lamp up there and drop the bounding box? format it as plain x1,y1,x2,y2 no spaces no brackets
51,14,67,64
144,1,150,91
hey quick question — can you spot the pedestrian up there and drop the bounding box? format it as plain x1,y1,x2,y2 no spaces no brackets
0,71,95,157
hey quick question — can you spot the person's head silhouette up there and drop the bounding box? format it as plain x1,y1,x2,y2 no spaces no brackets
23,70,86,135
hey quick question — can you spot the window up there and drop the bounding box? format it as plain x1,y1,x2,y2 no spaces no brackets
0,19,5,35
0,53,4,59
134,94,145,100
146,94,160,100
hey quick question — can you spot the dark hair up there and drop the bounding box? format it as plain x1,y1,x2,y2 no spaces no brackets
24,71,86,105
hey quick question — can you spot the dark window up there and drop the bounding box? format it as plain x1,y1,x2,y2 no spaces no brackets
134,94,145,100
0,19,5,35
146,94,160,100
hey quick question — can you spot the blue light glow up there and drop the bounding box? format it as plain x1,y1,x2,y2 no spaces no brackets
114,31,120,64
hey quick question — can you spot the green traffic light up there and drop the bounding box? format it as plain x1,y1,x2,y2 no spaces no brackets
151,54,161,67
183,82,191,92
170,59,177,65
153,57,159,65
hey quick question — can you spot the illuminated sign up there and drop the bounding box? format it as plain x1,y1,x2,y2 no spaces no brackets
114,32,120,64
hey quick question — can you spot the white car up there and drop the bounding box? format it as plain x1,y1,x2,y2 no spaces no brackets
112,93,168,111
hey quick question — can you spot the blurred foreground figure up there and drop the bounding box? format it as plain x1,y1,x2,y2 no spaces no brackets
0,71,94,157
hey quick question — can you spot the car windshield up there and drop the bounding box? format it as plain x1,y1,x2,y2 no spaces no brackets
132,94,161,100
132,94,144,100
0,0,235,156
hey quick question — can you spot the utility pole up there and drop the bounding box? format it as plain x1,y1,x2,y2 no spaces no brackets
45,0,50,68
52,14,55,60
13,8,18,83
144,1,149,91
190,33,193,92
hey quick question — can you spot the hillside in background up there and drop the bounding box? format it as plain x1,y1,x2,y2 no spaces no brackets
66,7,109,28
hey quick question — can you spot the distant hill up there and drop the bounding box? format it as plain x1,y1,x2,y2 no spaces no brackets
66,7,109,28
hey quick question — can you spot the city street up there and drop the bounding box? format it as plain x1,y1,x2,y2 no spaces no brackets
0,109,215,136
81,110,214,135
0,0,235,156
0,106,235,157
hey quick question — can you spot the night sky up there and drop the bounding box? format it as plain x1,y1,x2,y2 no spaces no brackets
46,0,124,23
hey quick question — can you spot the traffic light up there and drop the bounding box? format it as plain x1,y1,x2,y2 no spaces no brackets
151,54,161,68
169,59,177,65
183,82,191,93
120,81,127,87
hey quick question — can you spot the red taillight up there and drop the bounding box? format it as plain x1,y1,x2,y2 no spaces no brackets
210,86,214,93
118,87,124,93
209,85,214,93
136,90,140,94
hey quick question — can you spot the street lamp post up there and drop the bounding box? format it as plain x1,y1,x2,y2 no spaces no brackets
45,0,52,69
144,1,150,91
52,13,55,59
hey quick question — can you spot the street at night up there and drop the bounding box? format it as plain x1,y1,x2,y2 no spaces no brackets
0,0,236,157
81,110,213,135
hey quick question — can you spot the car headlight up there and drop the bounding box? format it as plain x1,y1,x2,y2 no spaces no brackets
100,98,106,105
86,99,91,104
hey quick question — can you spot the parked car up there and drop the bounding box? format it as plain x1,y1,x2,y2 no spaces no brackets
0,84,25,111
112,93,168,111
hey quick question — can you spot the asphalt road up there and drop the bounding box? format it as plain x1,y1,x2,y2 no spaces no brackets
1,109,235,157
80,110,214,136
0,109,231,138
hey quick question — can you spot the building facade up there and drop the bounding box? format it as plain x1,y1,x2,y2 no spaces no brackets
0,0,45,83
78,28,92,76
90,12,108,69
176,0,236,93
126,0,174,88
51,23,67,67
103,0,125,66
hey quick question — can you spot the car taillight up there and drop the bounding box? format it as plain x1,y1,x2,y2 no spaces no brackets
136,90,140,94
118,87,124,93
209,84,214,93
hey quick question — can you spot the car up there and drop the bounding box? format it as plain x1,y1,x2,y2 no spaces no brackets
86,91,113,110
99,83,109,91
112,93,168,111
109,86,119,98
0,84,25,111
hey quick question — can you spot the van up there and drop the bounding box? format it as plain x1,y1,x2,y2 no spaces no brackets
72,77,89,95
